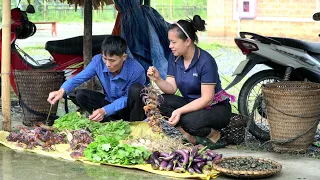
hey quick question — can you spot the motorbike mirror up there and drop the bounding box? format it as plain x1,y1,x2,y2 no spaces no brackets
26,4,35,14
313,12,320,21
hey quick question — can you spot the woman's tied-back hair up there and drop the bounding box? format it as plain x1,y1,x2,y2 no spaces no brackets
169,15,206,44
101,35,127,57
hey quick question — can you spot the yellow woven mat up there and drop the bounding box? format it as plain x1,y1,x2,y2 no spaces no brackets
0,122,218,179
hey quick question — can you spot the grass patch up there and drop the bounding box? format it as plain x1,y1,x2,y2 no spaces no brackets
17,44,51,58
22,45,45,51
197,42,222,50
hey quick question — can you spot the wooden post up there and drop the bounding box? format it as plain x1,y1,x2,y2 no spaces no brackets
83,0,94,90
44,0,47,20
1,0,12,131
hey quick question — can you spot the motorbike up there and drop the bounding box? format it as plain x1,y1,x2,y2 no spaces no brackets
226,14,320,141
0,5,106,97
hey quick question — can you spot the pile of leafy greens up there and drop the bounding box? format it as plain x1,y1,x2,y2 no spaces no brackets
53,112,131,139
84,135,151,165
53,112,150,165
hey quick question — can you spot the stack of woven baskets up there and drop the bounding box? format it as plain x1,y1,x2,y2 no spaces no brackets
262,81,320,153
14,70,65,126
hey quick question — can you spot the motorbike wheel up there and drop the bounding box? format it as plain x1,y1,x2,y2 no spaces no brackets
238,70,283,141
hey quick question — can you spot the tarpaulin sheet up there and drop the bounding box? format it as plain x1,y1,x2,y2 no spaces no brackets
0,122,218,179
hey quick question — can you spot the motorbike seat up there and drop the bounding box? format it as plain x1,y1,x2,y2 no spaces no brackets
31,61,57,69
45,35,109,55
270,37,320,54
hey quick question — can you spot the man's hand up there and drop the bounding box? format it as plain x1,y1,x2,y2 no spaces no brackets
168,109,182,127
47,89,65,105
89,108,107,122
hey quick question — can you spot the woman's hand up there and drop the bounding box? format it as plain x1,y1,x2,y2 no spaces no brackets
168,109,182,126
89,108,107,122
147,66,161,82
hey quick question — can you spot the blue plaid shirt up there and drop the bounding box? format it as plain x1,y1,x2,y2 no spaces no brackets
61,54,146,116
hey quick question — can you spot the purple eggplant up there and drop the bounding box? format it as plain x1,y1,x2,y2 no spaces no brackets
166,159,174,171
160,152,176,161
173,156,180,169
173,167,186,173
197,161,206,170
152,151,161,165
145,155,153,164
174,149,189,168
187,167,195,175
212,154,223,164
188,145,200,168
195,154,203,159
178,157,185,163
152,151,160,158
193,158,206,163
192,163,202,174
181,149,190,154
206,156,213,161
159,160,168,171
150,158,159,170
160,152,169,157
177,161,183,168
206,149,217,158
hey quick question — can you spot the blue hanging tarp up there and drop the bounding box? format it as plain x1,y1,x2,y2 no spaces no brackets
114,0,170,80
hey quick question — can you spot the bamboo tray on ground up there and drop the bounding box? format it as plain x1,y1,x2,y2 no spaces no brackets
212,156,282,179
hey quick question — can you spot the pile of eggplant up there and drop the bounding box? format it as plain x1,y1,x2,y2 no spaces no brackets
146,145,222,174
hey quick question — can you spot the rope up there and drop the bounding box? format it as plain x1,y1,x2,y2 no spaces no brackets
0,72,11,75
266,100,320,118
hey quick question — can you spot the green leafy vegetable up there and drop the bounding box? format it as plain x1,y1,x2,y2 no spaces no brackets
53,112,131,139
53,112,91,131
84,135,150,165
54,112,148,165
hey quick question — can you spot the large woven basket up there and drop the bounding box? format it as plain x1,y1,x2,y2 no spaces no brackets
262,81,320,153
14,70,65,126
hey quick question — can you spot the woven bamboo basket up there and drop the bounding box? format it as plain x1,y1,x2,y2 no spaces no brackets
14,70,65,126
221,113,246,145
262,81,320,153
212,156,282,179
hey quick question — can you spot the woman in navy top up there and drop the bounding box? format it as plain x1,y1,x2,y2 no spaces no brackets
147,15,232,145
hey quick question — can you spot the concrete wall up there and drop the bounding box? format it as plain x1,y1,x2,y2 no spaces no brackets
207,0,320,45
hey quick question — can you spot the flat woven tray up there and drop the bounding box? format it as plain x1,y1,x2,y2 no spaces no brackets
212,156,282,179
